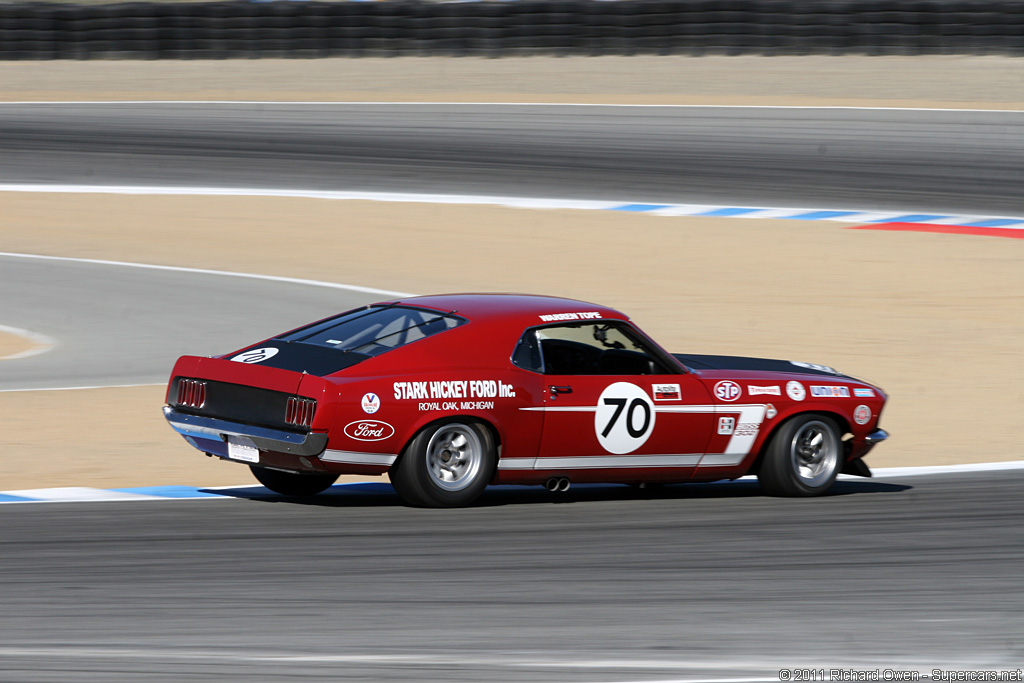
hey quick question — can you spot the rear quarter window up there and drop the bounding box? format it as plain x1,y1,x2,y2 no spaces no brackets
278,305,466,357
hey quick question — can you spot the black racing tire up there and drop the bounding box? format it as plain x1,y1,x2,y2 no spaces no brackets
390,420,496,508
757,414,842,497
249,465,339,497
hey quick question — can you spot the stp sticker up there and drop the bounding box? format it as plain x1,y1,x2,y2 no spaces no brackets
361,392,381,414
786,381,806,401
230,347,279,364
853,405,872,425
747,385,781,396
718,417,736,435
713,381,742,402
595,382,656,454
652,383,681,401
343,420,396,441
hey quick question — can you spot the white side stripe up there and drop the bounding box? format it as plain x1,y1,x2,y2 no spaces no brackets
320,451,397,466
519,406,595,412
529,454,703,470
515,404,768,469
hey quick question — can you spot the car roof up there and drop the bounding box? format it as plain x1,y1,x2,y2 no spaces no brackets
387,293,630,328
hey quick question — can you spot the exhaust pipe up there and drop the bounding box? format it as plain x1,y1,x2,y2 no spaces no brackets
544,477,571,492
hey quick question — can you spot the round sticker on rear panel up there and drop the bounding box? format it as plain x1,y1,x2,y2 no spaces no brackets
595,382,656,454
854,405,872,425
361,392,381,414
230,347,279,364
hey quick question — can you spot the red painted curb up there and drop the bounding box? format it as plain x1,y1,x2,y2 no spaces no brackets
850,222,1024,240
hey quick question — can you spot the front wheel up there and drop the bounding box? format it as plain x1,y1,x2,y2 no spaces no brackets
250,465,339,497
390,420,496,507
757,415,842,497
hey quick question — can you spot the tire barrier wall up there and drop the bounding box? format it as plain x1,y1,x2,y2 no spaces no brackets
1,1,1022,60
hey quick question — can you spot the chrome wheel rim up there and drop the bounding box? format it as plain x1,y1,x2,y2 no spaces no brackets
425,423,482,492
789,420,839,487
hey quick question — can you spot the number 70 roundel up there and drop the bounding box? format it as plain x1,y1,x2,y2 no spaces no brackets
595,382,657,454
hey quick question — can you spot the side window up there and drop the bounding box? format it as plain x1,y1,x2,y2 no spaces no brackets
511,329,543,373
513,323,670,375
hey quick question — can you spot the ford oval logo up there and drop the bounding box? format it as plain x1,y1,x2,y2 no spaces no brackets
343,420,396,442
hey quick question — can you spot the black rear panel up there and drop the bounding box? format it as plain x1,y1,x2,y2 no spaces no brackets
171,377,307,433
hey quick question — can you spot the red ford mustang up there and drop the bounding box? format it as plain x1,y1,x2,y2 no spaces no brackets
163,294,888,507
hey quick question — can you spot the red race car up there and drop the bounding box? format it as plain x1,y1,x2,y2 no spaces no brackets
163,294,888,507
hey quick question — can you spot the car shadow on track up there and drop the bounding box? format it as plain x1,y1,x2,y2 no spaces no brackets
200,478,912,508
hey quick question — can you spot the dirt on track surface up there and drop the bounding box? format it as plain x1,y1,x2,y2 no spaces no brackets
2,55,1024,109
1,55,1022,489
0,331,33,360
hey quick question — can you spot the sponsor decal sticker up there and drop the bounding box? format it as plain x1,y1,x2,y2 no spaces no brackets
854,388,876,398
713,380,742,402
652,383,681,401
595,382,656,454
718,417,736,435
810,385,851,398
747,385,781,396
343,420,396,442
394,379,516,400
230,347,279,364
853,405,872,426
734,422,761,437
765,404,778,419
538,311,603,322
360,392,380,414
786,381,806,401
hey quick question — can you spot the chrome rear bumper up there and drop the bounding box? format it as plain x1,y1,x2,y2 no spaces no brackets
163,406,328,456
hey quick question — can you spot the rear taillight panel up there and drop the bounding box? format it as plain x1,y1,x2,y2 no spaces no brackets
176,379,206,408
285,397,316,428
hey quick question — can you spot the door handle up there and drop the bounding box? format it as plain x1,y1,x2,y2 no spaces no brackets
549,385,573,395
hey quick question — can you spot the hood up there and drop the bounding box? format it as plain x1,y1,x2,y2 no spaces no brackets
673,353,849,378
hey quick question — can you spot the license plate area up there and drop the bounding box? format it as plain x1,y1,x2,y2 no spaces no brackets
226,436,260,463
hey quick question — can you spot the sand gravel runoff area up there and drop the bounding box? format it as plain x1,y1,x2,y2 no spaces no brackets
1,56,1022,489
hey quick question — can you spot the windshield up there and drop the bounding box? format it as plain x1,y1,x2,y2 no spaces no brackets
277,305,465,357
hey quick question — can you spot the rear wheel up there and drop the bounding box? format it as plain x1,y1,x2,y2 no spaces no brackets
250,466,338,497
757,415,842,497
390,420,496,507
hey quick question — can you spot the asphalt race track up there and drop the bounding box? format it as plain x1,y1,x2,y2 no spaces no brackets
1,471,1022,681
1,103,1022,680
0,254,383,390
1,103,1023,215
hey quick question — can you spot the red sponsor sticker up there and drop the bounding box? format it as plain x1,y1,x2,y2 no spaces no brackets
652,383,681,401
